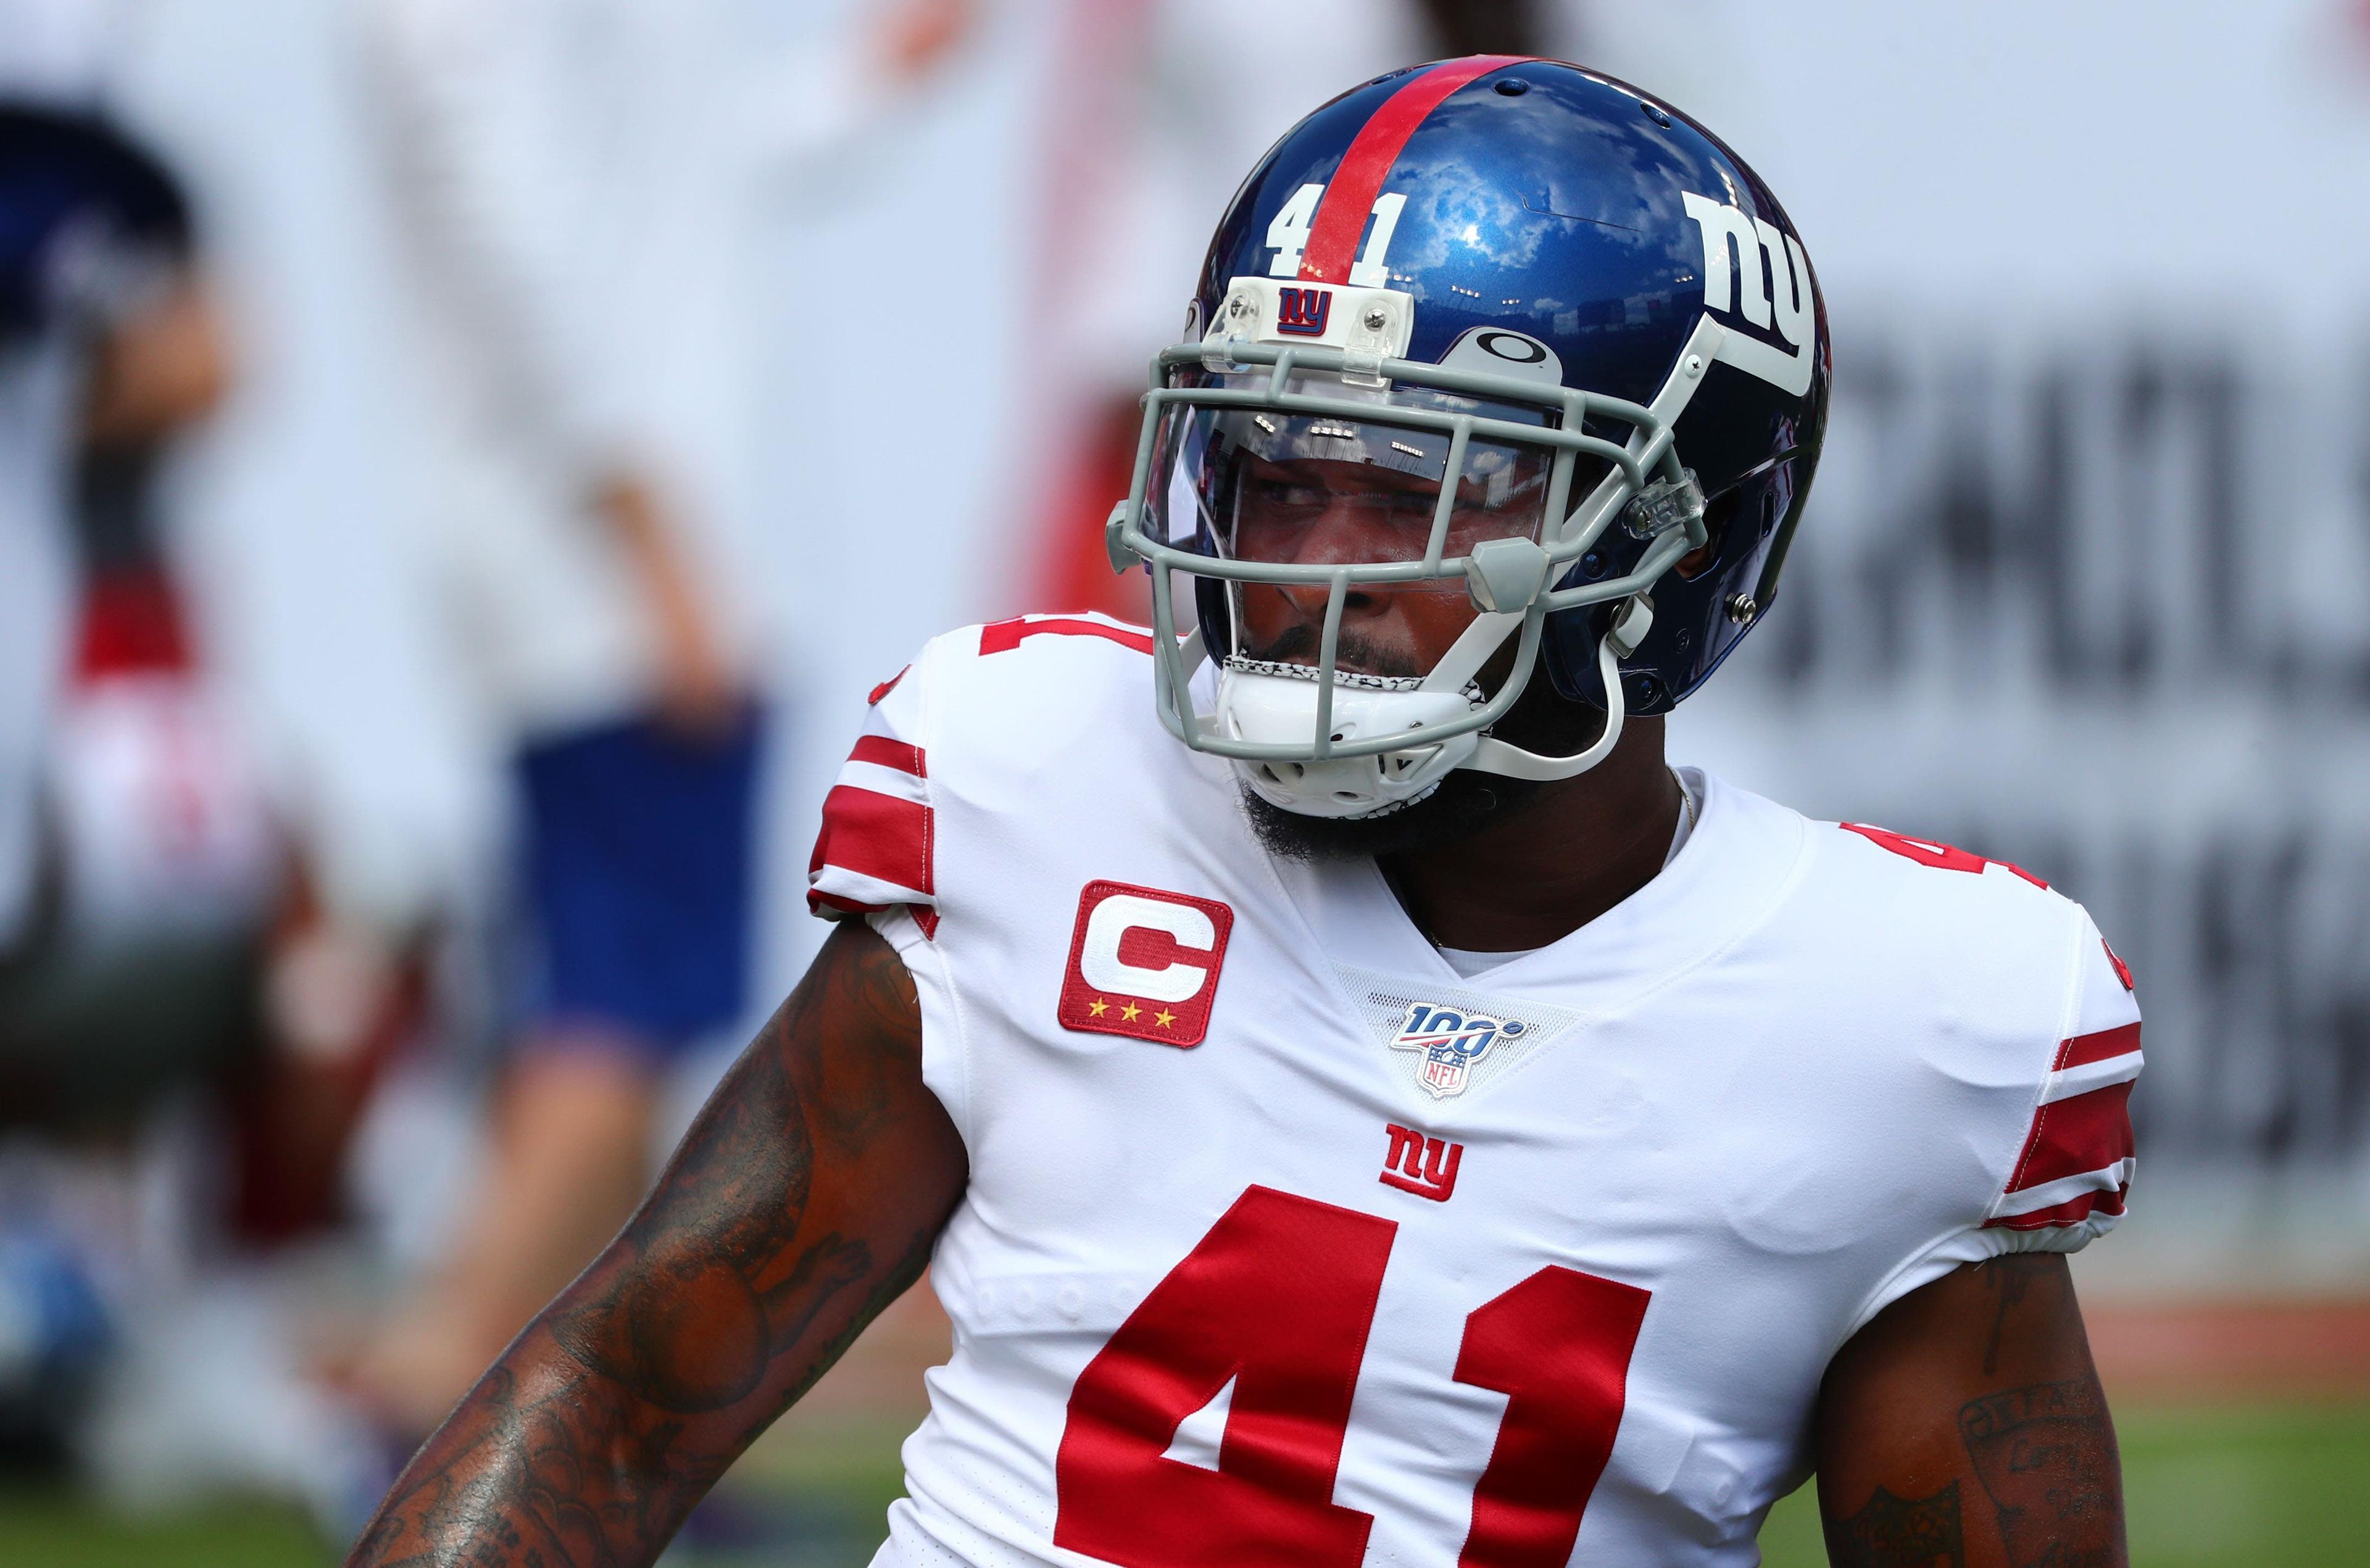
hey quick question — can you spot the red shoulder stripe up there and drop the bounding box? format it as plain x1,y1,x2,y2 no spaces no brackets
810,785,933,898
2054,1021,2140,1073
849,734,926,778
2005,1081,2135,1195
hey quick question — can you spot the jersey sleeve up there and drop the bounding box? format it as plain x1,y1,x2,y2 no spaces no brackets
1979,910,2142,1243
807,658,936,935
1845,902,2142,1337
805,649,975,1143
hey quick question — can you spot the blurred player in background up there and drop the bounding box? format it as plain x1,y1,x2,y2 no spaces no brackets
0,20,251,1466
1,27,239,1024
346,0,978,1441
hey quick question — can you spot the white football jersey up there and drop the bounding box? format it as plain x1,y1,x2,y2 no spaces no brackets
807,614,2142,1568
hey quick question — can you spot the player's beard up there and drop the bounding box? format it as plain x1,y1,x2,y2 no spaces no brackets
1234,634,1603,863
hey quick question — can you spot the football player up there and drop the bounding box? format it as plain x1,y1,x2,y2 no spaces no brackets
351,59,2139,1568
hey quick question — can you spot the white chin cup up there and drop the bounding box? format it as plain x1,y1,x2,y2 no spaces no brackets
1216,667,1482,819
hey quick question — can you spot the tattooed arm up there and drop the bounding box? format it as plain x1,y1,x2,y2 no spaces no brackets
1814,1253,2127,1568
347,920,964,1567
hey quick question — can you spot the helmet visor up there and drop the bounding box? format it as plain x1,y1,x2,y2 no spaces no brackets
1145,378,1560,678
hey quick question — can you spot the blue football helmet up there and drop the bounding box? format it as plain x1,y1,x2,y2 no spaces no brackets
1108,56,1828,818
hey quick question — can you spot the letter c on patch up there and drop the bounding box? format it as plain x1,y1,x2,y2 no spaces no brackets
1081,893,1215,1003
1057,881,1236,1047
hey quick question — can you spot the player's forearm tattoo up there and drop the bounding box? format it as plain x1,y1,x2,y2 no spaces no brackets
1958,1378,2119,1568
347,926,953,1567
1823,1479,1965,1568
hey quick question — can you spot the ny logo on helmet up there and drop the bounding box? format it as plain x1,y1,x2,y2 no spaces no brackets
1680,192,1815,397
1274,286,1333,337
1389,1002,1526,1099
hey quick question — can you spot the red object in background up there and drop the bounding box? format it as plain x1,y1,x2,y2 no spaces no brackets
72,560,427,1247
74,563,195,679
227,877,433,1247
1019,0,1158,623
1034,393,1154,626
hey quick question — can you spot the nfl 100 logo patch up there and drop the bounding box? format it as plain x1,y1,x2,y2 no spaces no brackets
1389,1002,1526,1100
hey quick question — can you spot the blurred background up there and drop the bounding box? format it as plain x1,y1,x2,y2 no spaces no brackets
1,1,2365,1563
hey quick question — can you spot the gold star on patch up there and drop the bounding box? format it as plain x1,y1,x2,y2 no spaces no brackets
1087,998,1109,1018
1118,1002,1142,1023
1153,1009,1177,1029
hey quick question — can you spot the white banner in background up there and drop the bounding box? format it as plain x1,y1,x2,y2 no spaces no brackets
1686,317,2370,1190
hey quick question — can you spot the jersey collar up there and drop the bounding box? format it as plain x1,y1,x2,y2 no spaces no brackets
1271,768,1811,1011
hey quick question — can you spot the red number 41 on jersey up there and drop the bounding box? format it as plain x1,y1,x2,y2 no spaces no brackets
1054,1186,1651,1568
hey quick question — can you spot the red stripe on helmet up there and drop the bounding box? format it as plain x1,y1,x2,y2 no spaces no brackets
1299,56,1528,284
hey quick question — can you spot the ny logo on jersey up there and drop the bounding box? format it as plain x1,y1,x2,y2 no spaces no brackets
1379,1122,1462,1202
1273,286,1333,336
1389,1002,1525,1099
1057,881,1234,1048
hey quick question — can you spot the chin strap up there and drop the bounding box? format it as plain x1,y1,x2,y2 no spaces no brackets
1416,610,1526,696
1187,590,1651,791
1465,595,1651,782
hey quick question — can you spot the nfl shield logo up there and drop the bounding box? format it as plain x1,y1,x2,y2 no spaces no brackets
1388,1002,1524,1100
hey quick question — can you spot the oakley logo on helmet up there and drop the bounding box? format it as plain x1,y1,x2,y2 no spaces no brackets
1681,191,1816,396
1473,330,1546,363
1058,881,1234,1047
1274,286,1333,337
1439,325,1565,386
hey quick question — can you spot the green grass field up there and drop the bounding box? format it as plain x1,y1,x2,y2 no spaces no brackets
1755,1403,2370,1568
6,1401,2364,1567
